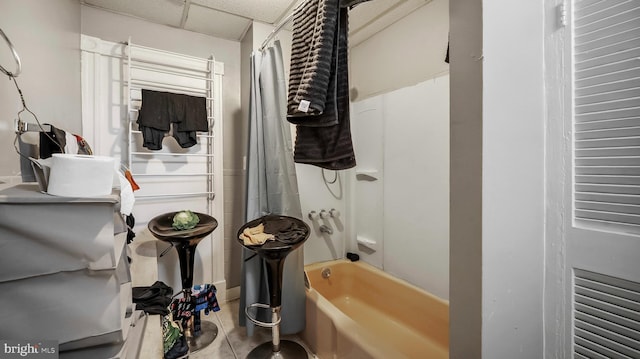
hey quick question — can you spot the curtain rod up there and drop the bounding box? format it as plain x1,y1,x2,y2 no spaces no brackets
258,13,294,51
257,0,358,51
259,1,303,51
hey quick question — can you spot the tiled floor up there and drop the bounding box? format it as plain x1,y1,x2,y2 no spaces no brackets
188,299,315,359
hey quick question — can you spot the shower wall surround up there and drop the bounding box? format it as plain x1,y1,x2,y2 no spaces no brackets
349,74,450,300
346,0,450,300
295,75,450,300
296,164,348,264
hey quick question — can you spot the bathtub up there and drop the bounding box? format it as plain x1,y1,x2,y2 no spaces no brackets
302,260,449,359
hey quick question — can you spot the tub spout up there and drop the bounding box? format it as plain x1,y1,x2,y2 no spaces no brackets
319,225,333,235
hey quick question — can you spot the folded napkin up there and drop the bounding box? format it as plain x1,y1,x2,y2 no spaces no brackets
240,223,275,246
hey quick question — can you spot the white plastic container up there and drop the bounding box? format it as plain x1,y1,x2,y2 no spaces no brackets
47,154,115,197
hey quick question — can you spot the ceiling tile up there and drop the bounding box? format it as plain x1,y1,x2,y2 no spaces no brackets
81,0,421,44
84,0,185,27
192,0,297,24
184,4,252,41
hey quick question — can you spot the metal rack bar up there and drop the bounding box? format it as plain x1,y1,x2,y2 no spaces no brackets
206,54,214,206
127,36,133,170
126,80,207,97
135,191,215,199
127,42,215,63
127,105,217,113
129,64,213,81
131,173,215,177
127,96,216,102
129,130,214,138
14,119,51,133
130,152,215,157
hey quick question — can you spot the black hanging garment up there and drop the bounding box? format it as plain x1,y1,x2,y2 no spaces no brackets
445,40,450,63
125,214,136,244
39,124,66,159
137,89,208,150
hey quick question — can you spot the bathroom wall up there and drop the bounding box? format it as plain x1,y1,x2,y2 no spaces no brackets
347,0,450,300
349,0,449,101
449,0,545,357
80,5,242,298
296,165,348,264
350,75,450,300
0,0,81,178
480,0,545,357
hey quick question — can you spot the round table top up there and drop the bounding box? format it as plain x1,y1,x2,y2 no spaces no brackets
237,214,310,253
148,211,218,243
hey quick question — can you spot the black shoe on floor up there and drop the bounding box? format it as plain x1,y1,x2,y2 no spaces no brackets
165,334,189,359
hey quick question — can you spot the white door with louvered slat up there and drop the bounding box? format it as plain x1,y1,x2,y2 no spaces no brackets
558,0,640,358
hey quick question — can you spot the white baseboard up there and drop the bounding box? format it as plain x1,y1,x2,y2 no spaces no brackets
214,279,227,303
0,176,23,186
226,286,241,302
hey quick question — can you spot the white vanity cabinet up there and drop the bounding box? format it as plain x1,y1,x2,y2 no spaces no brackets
0,183,146,358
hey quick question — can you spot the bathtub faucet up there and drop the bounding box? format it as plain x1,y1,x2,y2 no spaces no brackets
319,225,333,235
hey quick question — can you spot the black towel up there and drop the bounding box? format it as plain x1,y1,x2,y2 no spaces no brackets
264,217,309,243
287,0,340,125
291,5,356,170
286,0,371,124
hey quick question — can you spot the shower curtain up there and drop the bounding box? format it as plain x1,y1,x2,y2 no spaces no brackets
240,41,305,335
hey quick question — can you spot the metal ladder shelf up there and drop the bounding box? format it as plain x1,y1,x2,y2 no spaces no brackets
124,39,224,206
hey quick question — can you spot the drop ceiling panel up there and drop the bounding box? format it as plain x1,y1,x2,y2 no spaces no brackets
83,0,185,27
192,0,297,24
184,4,252,41
81,0,424,45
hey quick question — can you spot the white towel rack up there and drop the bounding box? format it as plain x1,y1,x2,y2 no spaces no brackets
80,34,226,295
124,39,224,205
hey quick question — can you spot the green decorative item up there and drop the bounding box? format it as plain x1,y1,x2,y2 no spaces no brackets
172,210,200,230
